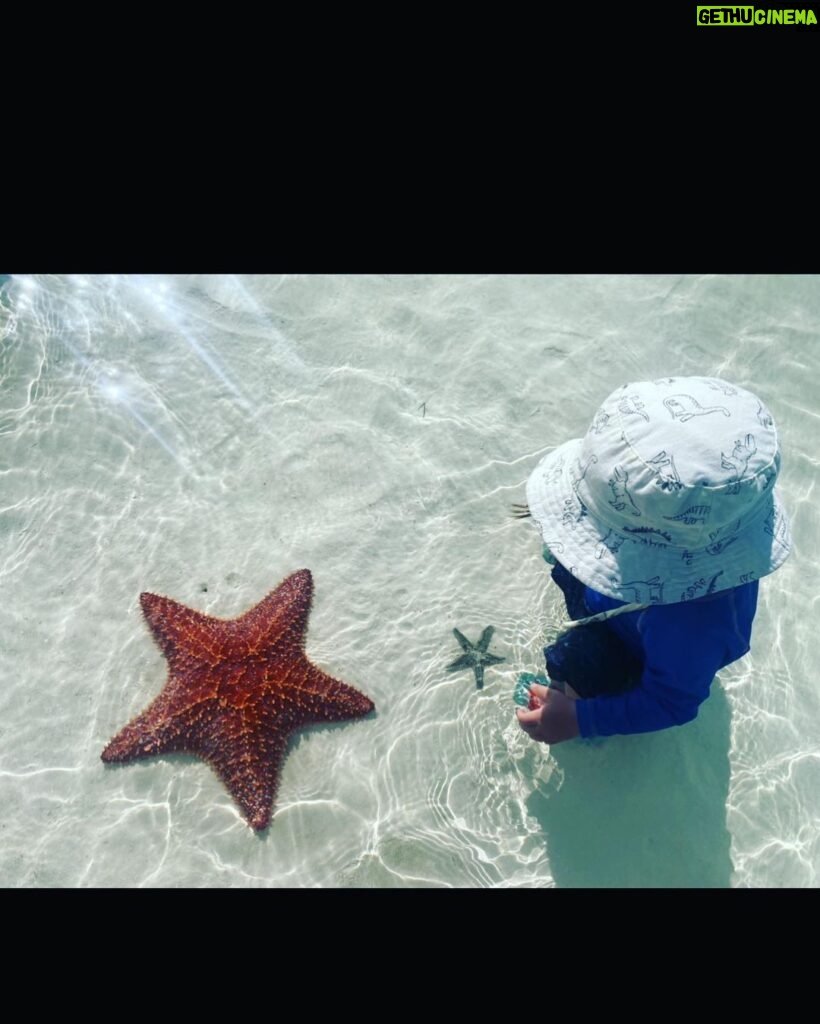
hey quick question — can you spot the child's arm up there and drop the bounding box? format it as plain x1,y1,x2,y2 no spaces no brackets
575,595,750,737
518,584,756,742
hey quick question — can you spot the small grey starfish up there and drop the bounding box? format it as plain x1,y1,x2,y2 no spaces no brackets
446,626,505,689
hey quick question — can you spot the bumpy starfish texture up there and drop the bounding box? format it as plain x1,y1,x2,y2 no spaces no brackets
101,569,374,832
446,626,505,689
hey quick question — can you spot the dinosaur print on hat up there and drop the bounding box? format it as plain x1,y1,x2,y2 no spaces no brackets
571,454,598,494
756,402,773,428
647,450,683,492
681,571,724,602
561,494,589,529
705,519,742,556
721,434,757,494
596,528,627,560
663,394,731,422
541,453,566,487
608,466,641,516
621,577,665,604
663,505,711,525
706,381,738,396
764,507,789,548
618,395,650,421
623,525,674,546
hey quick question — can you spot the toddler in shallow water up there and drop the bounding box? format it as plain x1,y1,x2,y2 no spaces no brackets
515,376,792,745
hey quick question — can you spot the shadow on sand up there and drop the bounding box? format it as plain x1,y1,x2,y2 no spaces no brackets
527,682,733,888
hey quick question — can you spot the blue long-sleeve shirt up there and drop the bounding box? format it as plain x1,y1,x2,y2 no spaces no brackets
574,580,759,738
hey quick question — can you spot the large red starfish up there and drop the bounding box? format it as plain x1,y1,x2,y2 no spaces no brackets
101,569,374,831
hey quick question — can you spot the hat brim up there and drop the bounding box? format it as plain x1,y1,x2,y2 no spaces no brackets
526,440,791,606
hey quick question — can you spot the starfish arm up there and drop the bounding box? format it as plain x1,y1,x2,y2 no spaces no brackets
480,653,506,667
101,692,215,762
200,716,290,832
140,593,227,668
477,626,495,651
239,569,314,656
294,663,374,724
474,665,484,688
446,653,476,672
452,628,475,653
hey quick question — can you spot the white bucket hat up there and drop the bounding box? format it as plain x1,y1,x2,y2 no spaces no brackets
526,376,791,607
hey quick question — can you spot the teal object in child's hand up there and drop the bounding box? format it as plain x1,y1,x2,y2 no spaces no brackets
514,672,548,708
542,545,557,566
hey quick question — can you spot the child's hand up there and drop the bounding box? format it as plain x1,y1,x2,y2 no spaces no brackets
516,683,580,744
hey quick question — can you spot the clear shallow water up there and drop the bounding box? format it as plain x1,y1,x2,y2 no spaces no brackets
1,273,818,888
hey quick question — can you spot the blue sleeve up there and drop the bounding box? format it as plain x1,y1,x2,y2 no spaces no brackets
575,593,754,738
